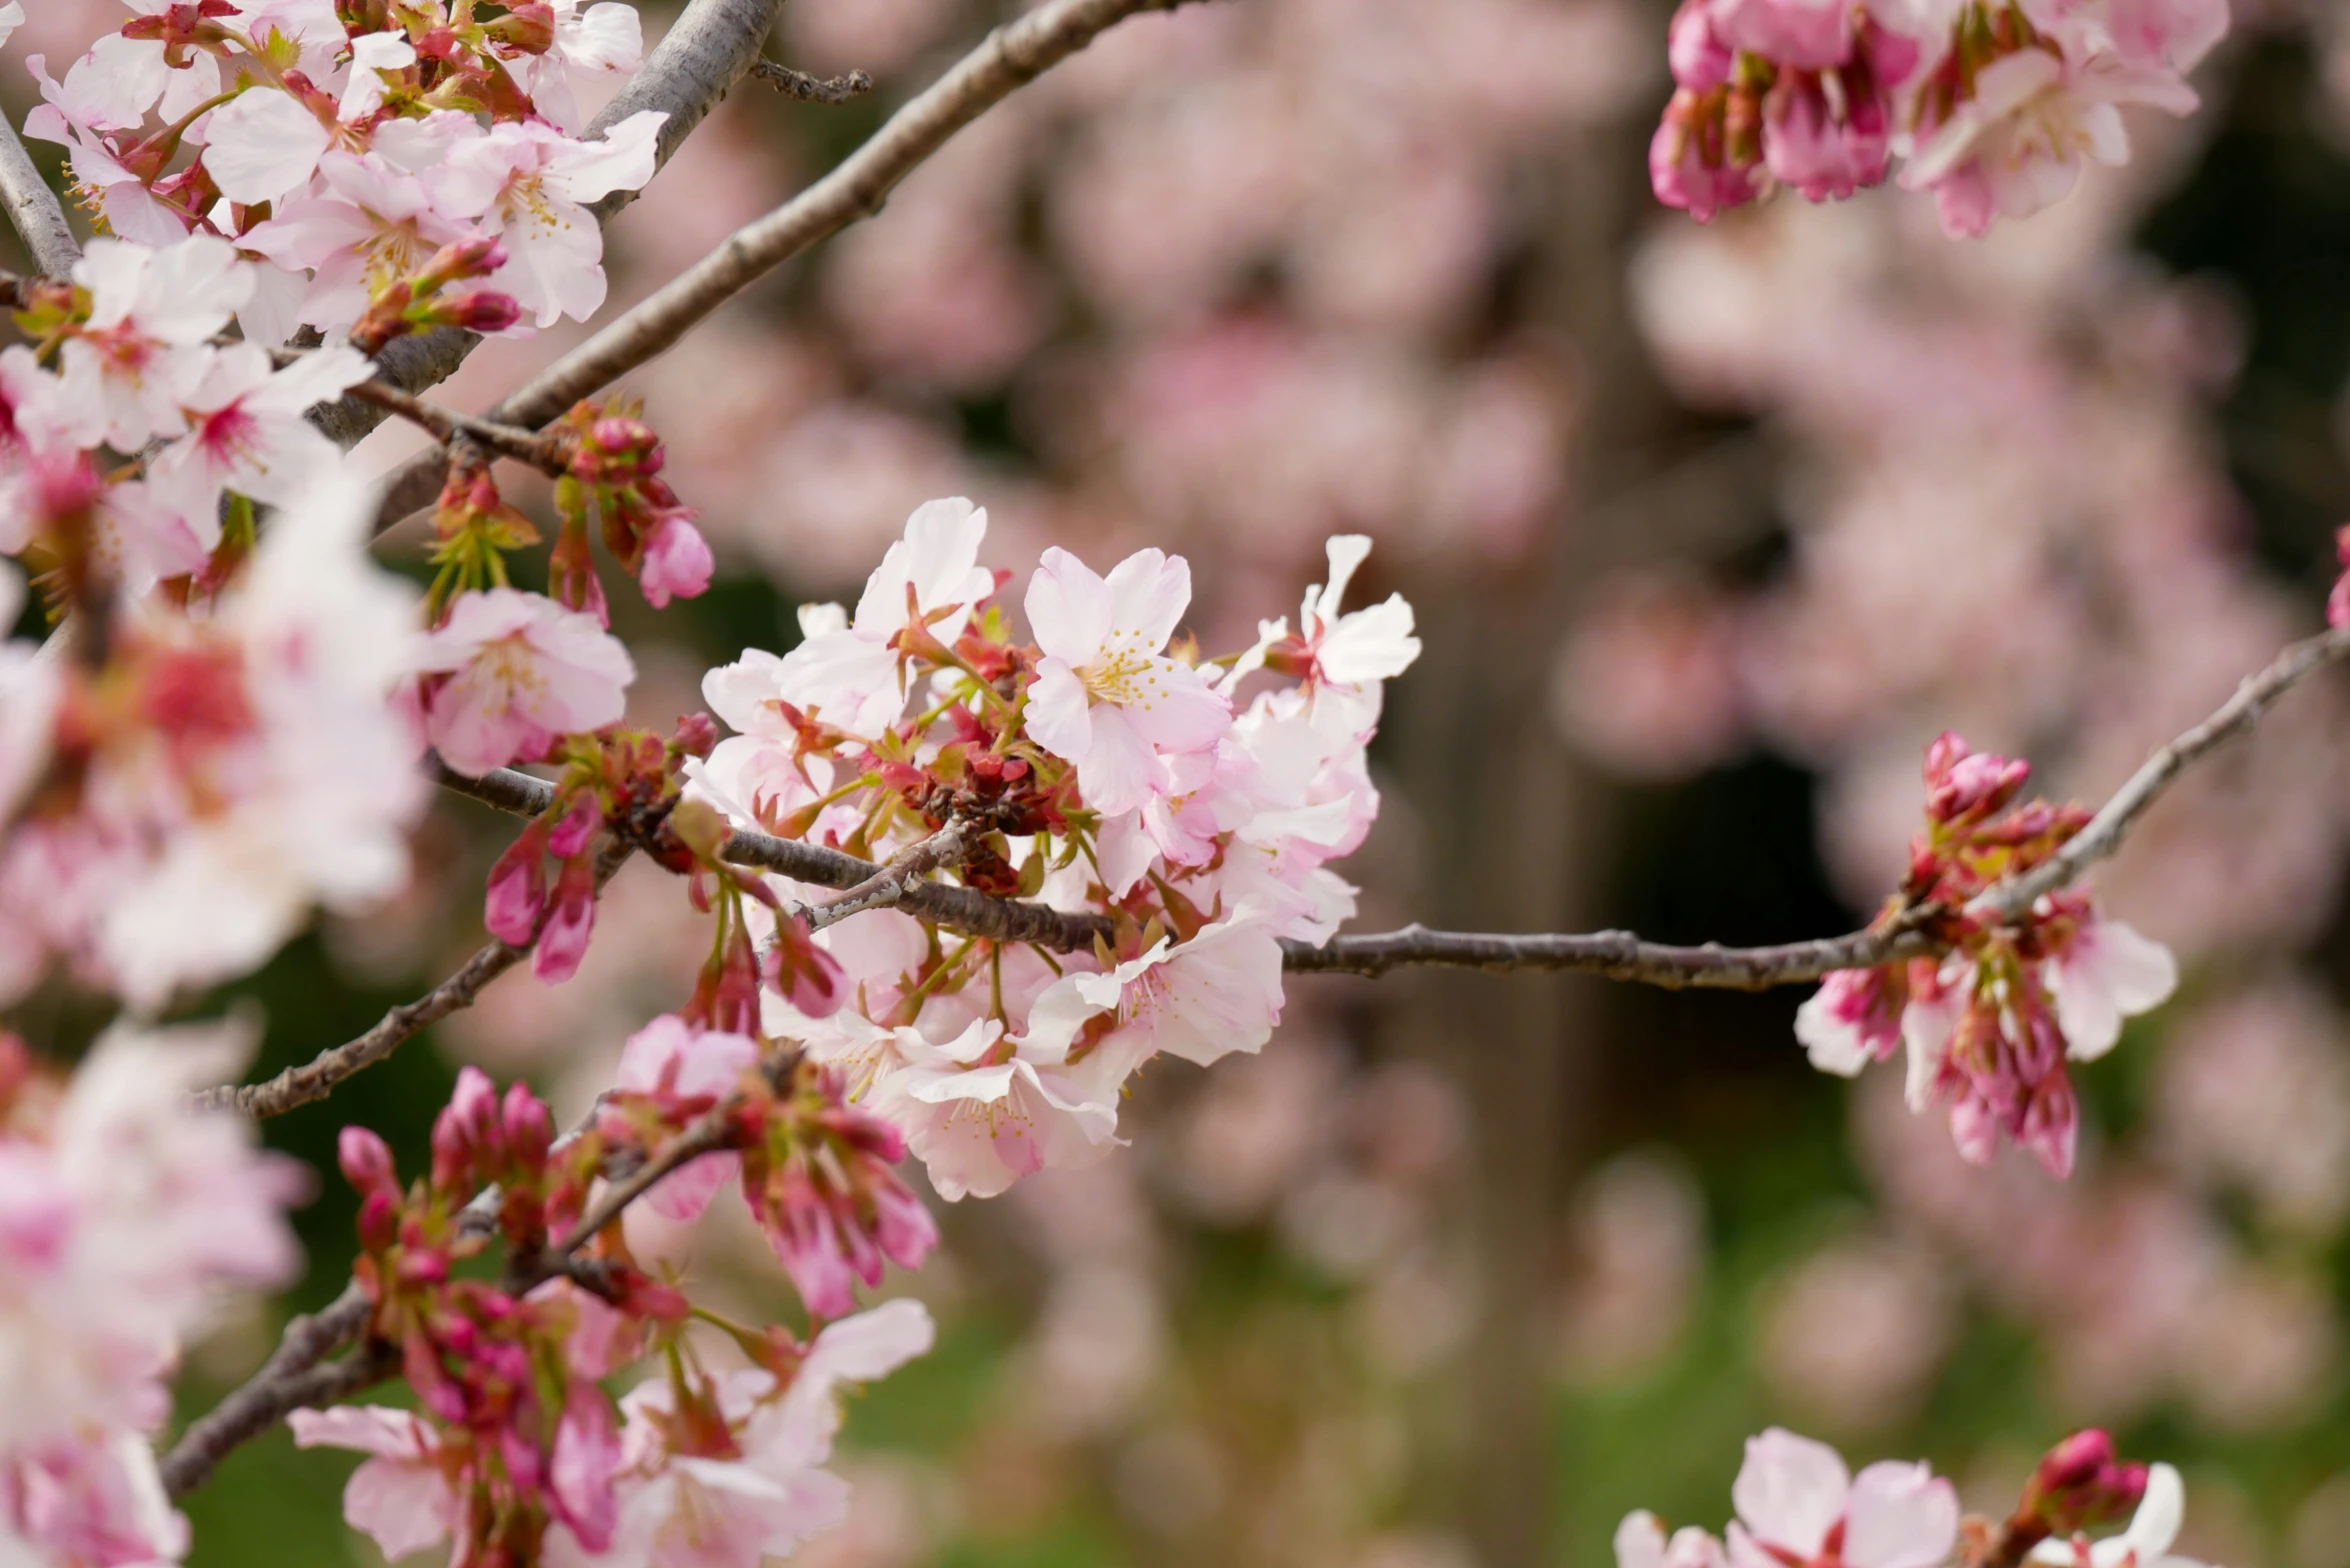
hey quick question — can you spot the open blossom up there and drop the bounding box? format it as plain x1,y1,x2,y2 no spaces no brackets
1024,545,1231,815
287,1407,461,1561
550,1300,936,1568
147,342,373,507
1028,913,1287,1078
871,1020,1124,1202
428,110,667,327
506,0,648,132
414,588,635,776
611,1014,759,1222
768,497,996,737
242,151,483,333
2042,911,2178,1061
1725,1429,1959,1568
56,236,254,452
1617,1513,1731,1568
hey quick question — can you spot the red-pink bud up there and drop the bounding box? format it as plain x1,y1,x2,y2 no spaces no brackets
415,235,509,294
484,831,547,946
436,290,524,334
547,793,600,860
638,514,713,608
532,860,597,984
670,713,719,759
765,913,846,1020
338,1125,398,1195
503,1082,554,1174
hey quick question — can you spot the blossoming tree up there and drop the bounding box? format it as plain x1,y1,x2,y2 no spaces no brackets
0,0,2336,1561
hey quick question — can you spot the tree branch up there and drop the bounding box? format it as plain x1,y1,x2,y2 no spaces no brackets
157,1284,378,1499
310,0,791,451
429,759,1111,950
801,819,974,931
0,112,80,277
1968,622,2350,922
196,839,635,1118
431,621,2350,987
368,0,1215,531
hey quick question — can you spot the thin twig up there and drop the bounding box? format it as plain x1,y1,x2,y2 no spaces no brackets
368,0,1215,531
157,1284,378,1499
325,370,568,475
0,113,80,277
198,839,635,1118
1969,622,2350,921
750,59,875,103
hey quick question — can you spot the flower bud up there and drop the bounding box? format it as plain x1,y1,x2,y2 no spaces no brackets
669,713,719,760
547,792,601,860
638,515,713,609
430,290,524,335
484,830,547,946
532,859,598,984
414,235,509,295
338,1126,399,1196
485,2,556,52
503,1082,554,1176
2021,1430,2147,1536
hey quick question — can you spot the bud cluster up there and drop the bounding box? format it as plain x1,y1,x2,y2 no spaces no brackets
1796,733,2177,1178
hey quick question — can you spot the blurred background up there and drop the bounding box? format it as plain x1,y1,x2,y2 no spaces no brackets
14,0,2350,1562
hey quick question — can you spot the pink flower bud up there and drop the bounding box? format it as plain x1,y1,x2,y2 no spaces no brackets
765,1172,859,1321
338,1126,398,1195
484,831,547,946
637,515,713,609
2023,1431,2148,1537
670,712,719,759
436,290,524,335
871,1173,939,1275
766,913,847,1020
546,794,600,860
1927,750,2030,823
1667,0,1732,89
533,861,597,984
415,236,508,294
502,1082,553,1175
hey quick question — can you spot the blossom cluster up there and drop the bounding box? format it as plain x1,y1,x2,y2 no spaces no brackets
1796,733,2178,1178
305,1052,935,1568
670,500,1419,1202
1614,1427,2203,1568
0,1020,305,1565
1651,0,2228,235
25,0,656,339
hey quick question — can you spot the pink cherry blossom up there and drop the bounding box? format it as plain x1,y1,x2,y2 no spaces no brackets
614,1014,759,1221
201,85,335,207
1024,545,1232,816
507,0,648,132
1027,914,1286,1078
55,236,253,451
0,4,21,49
413,587,634,776
287,1406,461,1561
1709,0,1855,69
1795,965,1910,1076
148,343,372,507
2044,912,2177,1062
1900,48,2195,238
872,1020,1124,1201
427,110,667,327
1726,1429,1958,1568
242,151,482,332
768,497,996,737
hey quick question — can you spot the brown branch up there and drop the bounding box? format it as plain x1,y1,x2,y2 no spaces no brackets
327,372,566,474
157,1284,379,1499
430,759,1111,951
311,0,791,451
197,838,635,1118
368,0,1216,532
750,59,876,103
0,113,80,277
802,820,974,931
1279,913,1945,988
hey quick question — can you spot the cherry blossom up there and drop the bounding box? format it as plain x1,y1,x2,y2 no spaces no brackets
2043,912,2179,1062
428,111,667,327
56,236,253,451
413,588,635,776
1024,545,1231,815
1724,1428,1958,1568
287,1407,461,1562
1616,1512,1731,1568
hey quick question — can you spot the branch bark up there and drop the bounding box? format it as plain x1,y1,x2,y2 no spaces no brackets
0,112,80,277
368,0,1213,531
309,0,791,451
157,1284,378,1499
